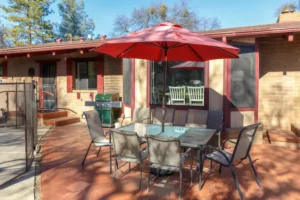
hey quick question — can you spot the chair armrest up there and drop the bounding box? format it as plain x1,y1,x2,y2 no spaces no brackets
140,118,149,123
183,148,192,158
204,145,231,164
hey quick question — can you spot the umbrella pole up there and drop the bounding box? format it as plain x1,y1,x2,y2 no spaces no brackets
162,56,168,132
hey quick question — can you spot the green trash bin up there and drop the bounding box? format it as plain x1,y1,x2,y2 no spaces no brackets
95,93,121,127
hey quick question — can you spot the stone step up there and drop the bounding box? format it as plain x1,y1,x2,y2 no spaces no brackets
43,117,80,126
37,111,68,119
267,129,300,149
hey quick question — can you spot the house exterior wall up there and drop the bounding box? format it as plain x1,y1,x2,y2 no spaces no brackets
259,34,300,130
1,52,122,120
208,59,223,111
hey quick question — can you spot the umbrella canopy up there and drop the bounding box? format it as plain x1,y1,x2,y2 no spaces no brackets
92,22,239,61
171,61,205,70
91,22,240,131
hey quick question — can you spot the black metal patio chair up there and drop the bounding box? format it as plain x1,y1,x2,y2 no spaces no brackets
146,135,192,199
207,111,224,148
111,129,148,189
82,110,111,166
203,123,262,199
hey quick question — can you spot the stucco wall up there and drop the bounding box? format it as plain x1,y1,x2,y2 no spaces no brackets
135,59,147,107
208,59,224,111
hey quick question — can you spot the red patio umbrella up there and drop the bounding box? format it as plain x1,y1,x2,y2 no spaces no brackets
91,22,240,131
171,61,205,70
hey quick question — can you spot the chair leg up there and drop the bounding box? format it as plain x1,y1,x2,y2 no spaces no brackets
139,163,142,190
129,162,131,170
210,160,213,170
114,158,117,182
248,156,262,188
97,147,102,157
82,141,92,166
229,165,243,200
179,170,182,199
147,164,151,193
190,150,193,184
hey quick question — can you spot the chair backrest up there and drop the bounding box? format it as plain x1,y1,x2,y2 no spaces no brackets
207,111,224,130
83,110,106,141
173,110,188,126
153,108,175,125
231,123,261,162
169,86,186,101
186,109,208,127
146,135,182,168
111,130,141,161
187,86,204,101
132,107,150,123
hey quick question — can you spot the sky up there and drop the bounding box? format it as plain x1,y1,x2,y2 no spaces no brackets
0,0,291,37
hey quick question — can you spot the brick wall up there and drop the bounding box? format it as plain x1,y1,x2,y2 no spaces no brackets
104,55,123,98
3,53,122,121
259,34,300,130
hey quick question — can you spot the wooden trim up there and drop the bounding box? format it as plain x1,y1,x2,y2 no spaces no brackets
149,104,209,110
35,59,60,63
66,58,73,93
255,38,259,123
1,61,7,79
97,55,104,93
72,57,99,62
224,58,230,128
204,61,209,110
146,60,151,108
39,63,43,108
204,27,300,39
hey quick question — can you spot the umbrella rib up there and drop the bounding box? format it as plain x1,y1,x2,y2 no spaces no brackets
116,43,139,58
187,44,205,61
168,43,185,49
213,46,239,58
143,42,164,49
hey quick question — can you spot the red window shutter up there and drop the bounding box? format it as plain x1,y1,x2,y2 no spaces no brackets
66,58,73,93
2,61,7,79
97,55,104,93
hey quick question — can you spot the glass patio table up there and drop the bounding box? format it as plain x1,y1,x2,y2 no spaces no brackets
113,123,217,189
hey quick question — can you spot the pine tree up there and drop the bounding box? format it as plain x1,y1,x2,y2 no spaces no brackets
57,0,95,40
0,0,55,46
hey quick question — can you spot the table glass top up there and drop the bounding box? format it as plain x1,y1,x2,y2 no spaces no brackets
115,123,216,148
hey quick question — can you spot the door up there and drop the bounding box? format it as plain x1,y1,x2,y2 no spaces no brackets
42,63,57,110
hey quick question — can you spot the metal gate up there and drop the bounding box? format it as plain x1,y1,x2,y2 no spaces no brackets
0,81,37,185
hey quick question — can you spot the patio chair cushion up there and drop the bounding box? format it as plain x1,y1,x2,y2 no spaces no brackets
116,149,148,163
93,136,110,146
206,150,232,166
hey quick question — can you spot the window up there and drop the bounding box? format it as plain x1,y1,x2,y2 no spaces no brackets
75,61,97,90
150,61,205,106
123,59,131,105
230,44,256,108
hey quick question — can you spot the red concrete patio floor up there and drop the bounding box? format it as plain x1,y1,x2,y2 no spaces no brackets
40,123,300,200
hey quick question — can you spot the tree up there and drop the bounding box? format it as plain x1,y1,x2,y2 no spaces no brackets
0,0,55,46
112,0,221,36
275,1,300,16
57,0,95,40
0,20,10,48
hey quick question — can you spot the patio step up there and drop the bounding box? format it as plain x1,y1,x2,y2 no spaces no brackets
43,116,80,126
37,111,68,119
267,129,300,149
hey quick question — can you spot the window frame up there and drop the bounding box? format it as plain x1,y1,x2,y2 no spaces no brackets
75,60,97,90
148,61,209,110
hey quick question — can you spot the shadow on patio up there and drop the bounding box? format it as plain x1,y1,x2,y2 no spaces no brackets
40,123,300,200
